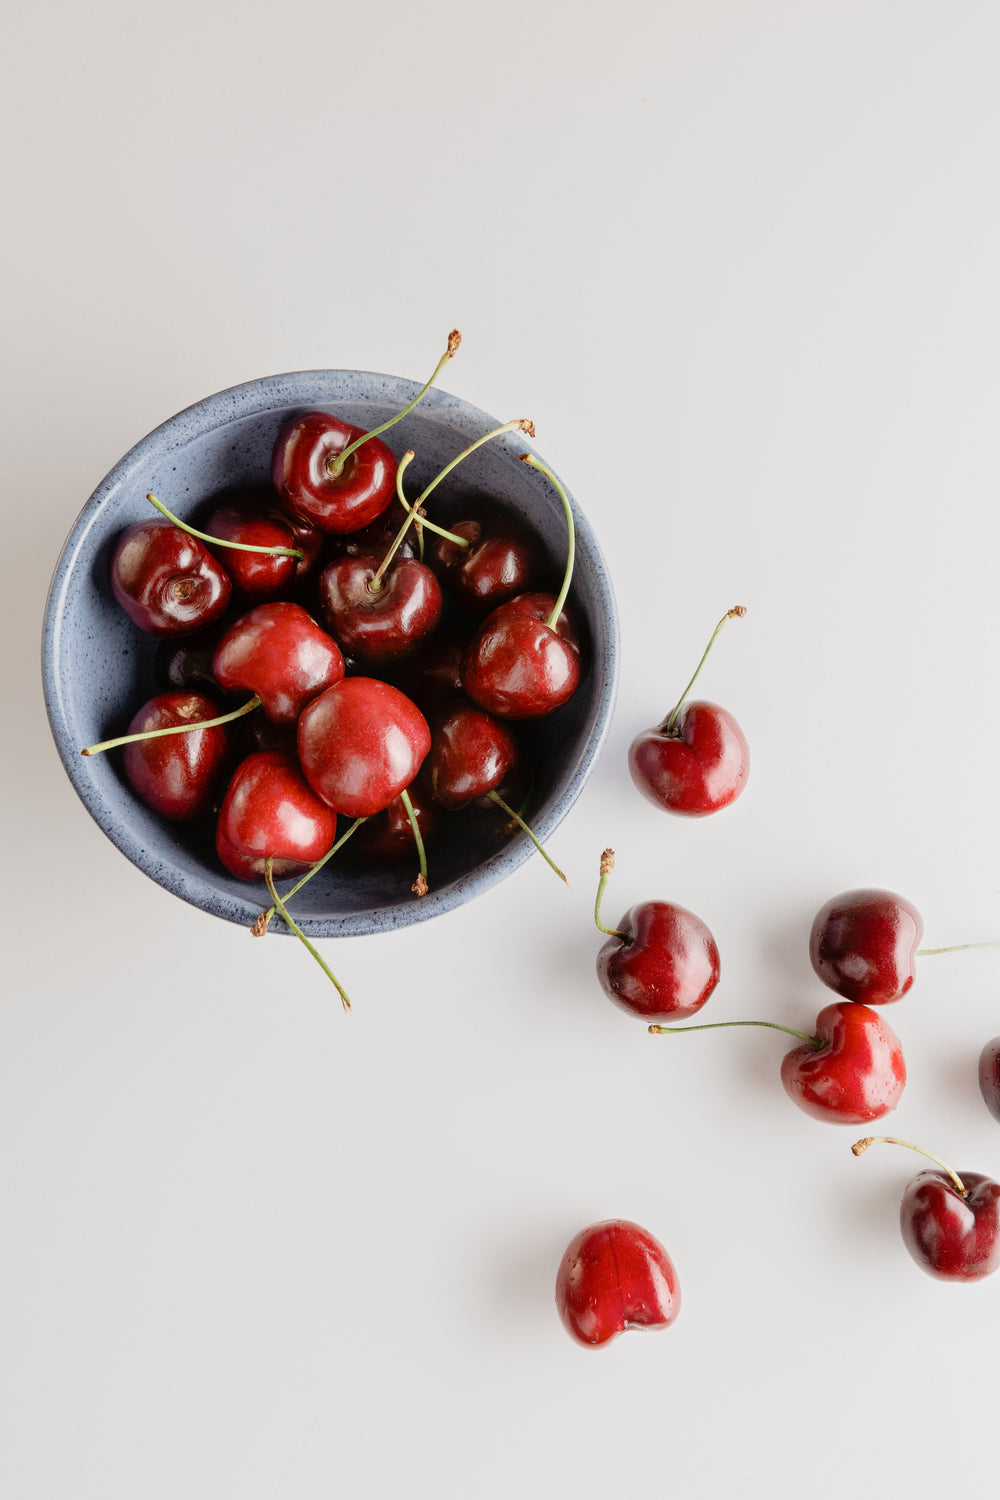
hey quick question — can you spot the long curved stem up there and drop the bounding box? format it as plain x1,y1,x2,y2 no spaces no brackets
328,329,461,475
146,494,303,559
488,791,569,885
394,454,468,548
851,1135,967,1197
594,848,627,939
256,817,367,928
264,860,351,1011
665,606,746,734
648,1018,823,1048
81,694,261,757
399,788,428,896
518,454,575,632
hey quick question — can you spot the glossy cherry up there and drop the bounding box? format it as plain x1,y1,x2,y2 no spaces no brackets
852,1136,1000,1282
206,495,301,600
978,1038,1000,1124
594,849,719,1021
297,677,431,817
430,509,544,617
111,519,232,636
213,602,345,724
462,591,581,720
121,691,230,820
651,1001,906,1125
809,889,923,1005
317,554,443,663
216,751,338,880
423,703,520,811
556,1220,681,1348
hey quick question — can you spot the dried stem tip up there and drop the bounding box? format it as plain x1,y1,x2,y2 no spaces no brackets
412,873,429,898
250,912,269,938
600,848,615,877
447,329,462,355
851,1138,874,1157
728,606,747,620
517,419,536,437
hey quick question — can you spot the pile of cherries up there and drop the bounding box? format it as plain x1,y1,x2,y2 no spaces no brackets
85,333,585,1003
555,617,1000,1346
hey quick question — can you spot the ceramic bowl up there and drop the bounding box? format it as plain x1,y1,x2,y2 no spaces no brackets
42,371,618,936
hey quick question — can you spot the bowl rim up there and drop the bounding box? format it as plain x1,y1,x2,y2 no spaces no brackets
42,368,619,936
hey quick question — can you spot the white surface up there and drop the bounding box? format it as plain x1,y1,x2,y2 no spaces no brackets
4,3,1000,1496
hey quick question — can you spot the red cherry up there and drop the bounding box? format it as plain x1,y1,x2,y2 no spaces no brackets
297,677,431,817
423,703,520,811
205,496,300,601
628,701,749,817
461,592,581,720
213,602,345,724
978,1038,1000,1124
430,510,544,618
122,691,230,820
216,751,338,880
780,1002,906,1124
272,411,397,535
809,889,923,1005
111,520,232,637
317,555,443,663
555,1220,681,1348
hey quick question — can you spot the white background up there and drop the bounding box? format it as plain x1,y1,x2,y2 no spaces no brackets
4,2,1000,1496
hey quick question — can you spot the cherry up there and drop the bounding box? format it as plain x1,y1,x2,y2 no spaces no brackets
429,509,544,618
593,849,720,1022
297,677,431,817
651,1001,906,1125
121,691,230,820
213,602,345,724
110,519,232,636
978,1038,1000,1124
555,1220,681,1348
317,554,443,663
423,703,520,811
629,607,749,816
272,331,460,534
205,495,301,600
216,751,338,881
852,1136,1000,1282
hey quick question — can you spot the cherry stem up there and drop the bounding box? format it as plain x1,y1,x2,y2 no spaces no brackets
264,860,351,1011
257,817,367,928
398,788,428,894
916,942,1000,956
81,693,261,757
146,494,303,559
594,848,627,939
648,1018,824,1048
850,1135,968,1197
394,451,466,549
487,791,569,885
328,329,461,476
665,606,746,735
518,454,575,632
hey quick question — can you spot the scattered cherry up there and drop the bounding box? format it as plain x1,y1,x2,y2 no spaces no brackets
556,1219,681,1347
978,1038,1000,1124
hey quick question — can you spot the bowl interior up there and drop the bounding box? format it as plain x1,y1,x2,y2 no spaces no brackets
43,372,618,936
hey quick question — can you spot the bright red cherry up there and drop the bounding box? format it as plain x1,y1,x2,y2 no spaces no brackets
216,751,338,880
462,592,581,720
852,1136,1000,1282
273,411,397,535
121,691,230,820
317,555,443,663
297,677,431,817
629,607,748,817
593,850,719,1021
809,889,923,1005
111,520,232,636
555,1220,681,1348
979,1038,1000,1124
213,602,345,724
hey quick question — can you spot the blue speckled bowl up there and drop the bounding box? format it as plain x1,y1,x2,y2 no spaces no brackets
42,371,618,937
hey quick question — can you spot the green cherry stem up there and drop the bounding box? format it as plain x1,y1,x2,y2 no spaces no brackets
146,494,303,559
487,790,569,886
518,454,575,631
255,817,367,930
915,942,1000,956
81,694,262,757
851,1135,968,1197
665,606,746,735
648,1018,824,1048
328,328,462,477
594,848,627,939
394,451,466,549
399,788,429,896
264,859,352,1011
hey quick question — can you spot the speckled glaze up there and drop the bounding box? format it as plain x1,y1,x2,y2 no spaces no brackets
42,370,619,937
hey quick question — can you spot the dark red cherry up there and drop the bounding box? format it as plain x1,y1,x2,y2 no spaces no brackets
213,602,345,724
461,592,581,720
328,495,420,564
430,510,544,618
272,411,396,534
215,751,338,881
398,632,469,715
353,785,441,865
597,902,720,1022
317,556,443,663
297,677,431,817
809,889,923,1006
424,704,520,811
978,1038,1000,1124
205,497,299,601
555,1220,681,1348
121,691,230,820
155,624,227,695
111,520,232,637
628,702,749,816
